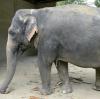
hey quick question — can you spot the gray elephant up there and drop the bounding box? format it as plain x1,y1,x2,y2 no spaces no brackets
1,4,100,95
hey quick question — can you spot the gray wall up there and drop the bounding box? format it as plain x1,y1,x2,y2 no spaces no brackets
0,0,56,63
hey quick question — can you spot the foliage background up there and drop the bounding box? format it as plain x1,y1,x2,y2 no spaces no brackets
56,0,85,6
95,0,100,7
56,0,100,7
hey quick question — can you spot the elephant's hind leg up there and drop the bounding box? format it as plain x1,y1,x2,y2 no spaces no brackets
56,60,72,94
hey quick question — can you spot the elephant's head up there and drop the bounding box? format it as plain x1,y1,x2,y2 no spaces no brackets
8,10,38,54
0,9,38,93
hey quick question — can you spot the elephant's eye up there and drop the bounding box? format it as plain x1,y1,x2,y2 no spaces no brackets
9,31,16,36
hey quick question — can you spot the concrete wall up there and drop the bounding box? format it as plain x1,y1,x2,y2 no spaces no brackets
0,0,56,63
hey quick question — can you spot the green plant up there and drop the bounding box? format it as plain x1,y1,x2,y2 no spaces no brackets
56,0,85,6
95,0,100,7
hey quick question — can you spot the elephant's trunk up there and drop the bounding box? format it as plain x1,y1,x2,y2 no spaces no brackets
0,35,18,93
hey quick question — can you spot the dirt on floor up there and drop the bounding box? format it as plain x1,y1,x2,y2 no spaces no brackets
0,56,100,99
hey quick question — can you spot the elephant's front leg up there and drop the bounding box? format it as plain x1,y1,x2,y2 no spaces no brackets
93,68,100,91
38,56,52,95
56,60,72,94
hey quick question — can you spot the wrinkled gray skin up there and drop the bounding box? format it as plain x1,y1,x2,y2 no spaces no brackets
1,5,100,95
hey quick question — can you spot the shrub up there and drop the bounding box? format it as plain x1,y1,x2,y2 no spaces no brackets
95,0,100,7
56,0,85,6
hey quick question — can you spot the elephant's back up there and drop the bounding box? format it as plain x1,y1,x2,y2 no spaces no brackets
60,4,98,16
40,4,99,16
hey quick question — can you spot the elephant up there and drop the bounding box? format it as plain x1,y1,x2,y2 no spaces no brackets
1,4,100,95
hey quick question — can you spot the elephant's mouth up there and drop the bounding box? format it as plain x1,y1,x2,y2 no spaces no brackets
17,43,31,55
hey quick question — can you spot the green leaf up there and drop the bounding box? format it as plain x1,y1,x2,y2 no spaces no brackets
95,0,100,7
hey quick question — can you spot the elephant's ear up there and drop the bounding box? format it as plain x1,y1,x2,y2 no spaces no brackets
26,25,38,41
24,15,38,41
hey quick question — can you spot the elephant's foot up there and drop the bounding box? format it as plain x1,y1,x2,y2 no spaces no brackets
0,85,9,94
61,84,72,94
0,89,6,94
39,87,53,95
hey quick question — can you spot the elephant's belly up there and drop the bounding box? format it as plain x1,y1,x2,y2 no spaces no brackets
58,49,100,68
